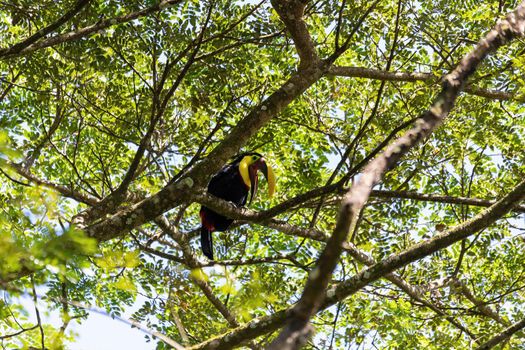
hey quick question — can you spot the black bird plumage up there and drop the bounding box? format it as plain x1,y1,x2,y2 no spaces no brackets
199,153,266,260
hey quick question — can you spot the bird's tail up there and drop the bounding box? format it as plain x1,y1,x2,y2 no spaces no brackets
200,227,214,260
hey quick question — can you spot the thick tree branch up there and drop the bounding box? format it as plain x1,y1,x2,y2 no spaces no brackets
180,203,473,339
323,178,525,318
329,65,433,82
76,0,325,234
43,0,368,243
176,185,525,243
270,0,320,69
261,220,477,340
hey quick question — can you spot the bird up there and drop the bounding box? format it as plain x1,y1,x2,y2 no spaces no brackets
199,152,276,260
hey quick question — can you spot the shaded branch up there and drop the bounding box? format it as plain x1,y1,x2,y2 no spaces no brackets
75,0,374,242
328,0,381,62
4,162,98,205
0,282,185,350
31,277,45,349
0,0,185,59
71,3,213,226
0,70,22,102
260,219,477,340
140,242,293,268
0,0,91,58
0,324,39,340
155,217,240,327
24,86,65,170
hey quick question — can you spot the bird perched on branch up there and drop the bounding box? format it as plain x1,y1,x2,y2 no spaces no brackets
199,152,276,260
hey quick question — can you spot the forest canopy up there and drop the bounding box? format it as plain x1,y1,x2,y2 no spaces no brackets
0,0,524,349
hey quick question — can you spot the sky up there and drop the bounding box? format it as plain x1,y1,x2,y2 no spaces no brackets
70,312,157,350
13,292,158,350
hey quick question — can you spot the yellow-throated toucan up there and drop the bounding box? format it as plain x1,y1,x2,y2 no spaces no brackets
199,152,276,260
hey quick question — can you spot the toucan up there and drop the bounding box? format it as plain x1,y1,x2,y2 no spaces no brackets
199,152,276,260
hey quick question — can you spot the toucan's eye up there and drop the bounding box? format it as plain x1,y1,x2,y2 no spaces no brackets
252,156,257,160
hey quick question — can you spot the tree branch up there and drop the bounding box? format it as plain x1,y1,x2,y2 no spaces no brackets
5,162,98,205
0,0,185,59
450,278,508,326
74,1,213,226
154,217,262,350
0,0,92,58
0,282,185,350
369,189,525,213
24,85,65,170
0,324,39,340
270,0,320,69
476,317,525,349
327,66,522,101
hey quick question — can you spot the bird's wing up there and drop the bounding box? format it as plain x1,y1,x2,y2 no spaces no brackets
208,165,239,196
207,164,249,206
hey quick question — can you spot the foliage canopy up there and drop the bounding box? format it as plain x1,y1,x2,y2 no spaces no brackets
0,0,524,349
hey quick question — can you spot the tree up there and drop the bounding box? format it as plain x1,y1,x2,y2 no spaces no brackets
0,0,524,349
